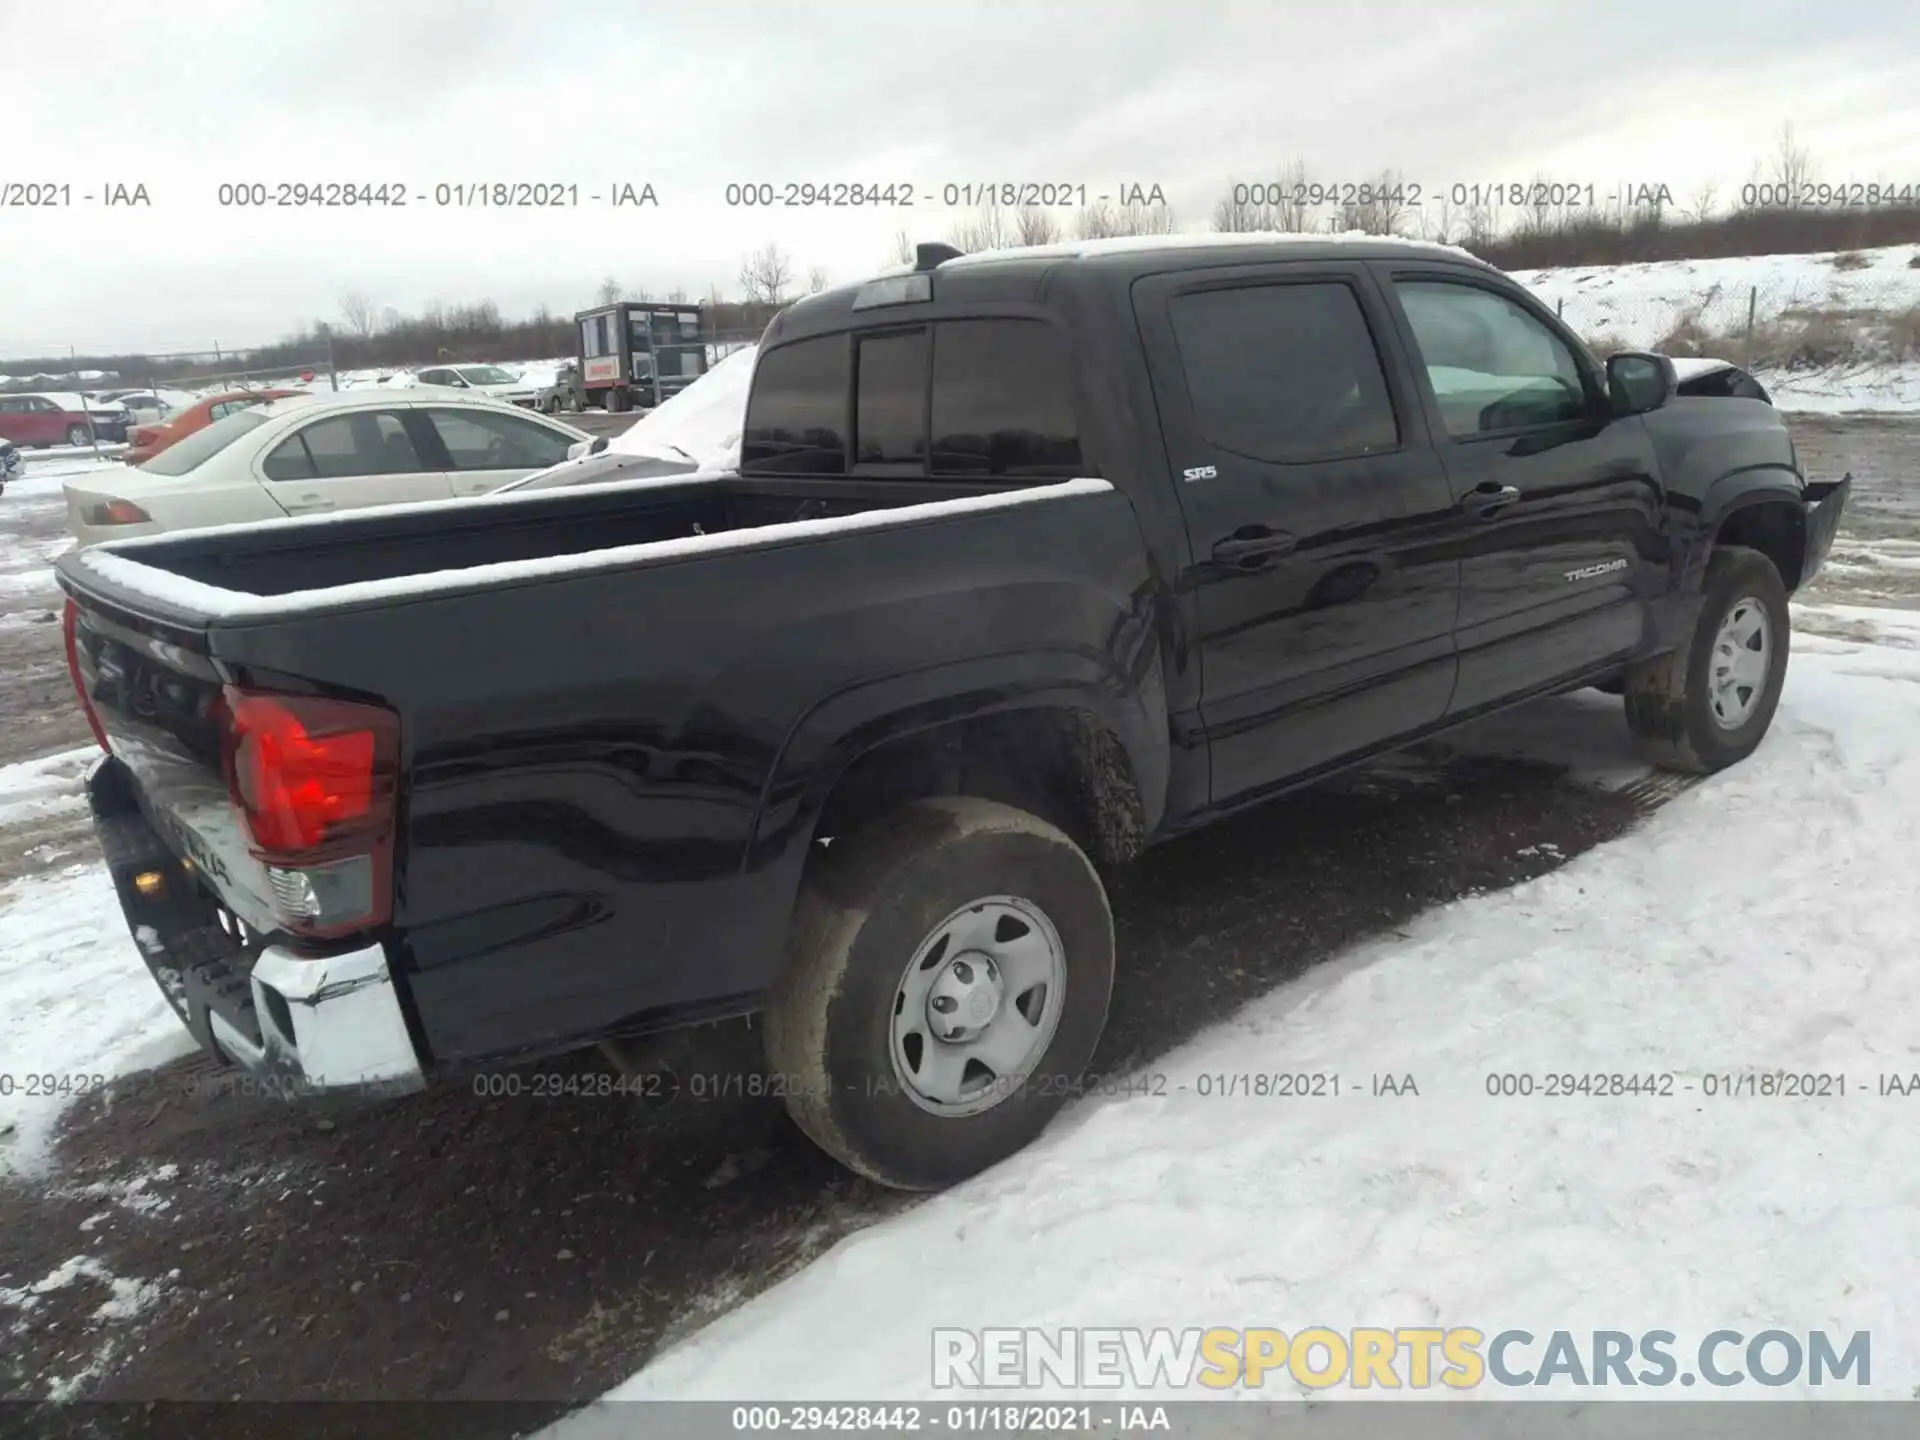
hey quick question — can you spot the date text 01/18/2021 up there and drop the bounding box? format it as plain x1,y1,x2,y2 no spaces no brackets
211,181,658,208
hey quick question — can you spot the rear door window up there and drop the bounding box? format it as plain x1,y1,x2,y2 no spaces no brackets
1169,282,1399,463
261,410,424,480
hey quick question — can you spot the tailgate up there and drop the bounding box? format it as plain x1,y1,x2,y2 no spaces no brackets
60,587,284,936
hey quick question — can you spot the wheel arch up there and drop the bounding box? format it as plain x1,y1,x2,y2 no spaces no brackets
1688,471,1809,593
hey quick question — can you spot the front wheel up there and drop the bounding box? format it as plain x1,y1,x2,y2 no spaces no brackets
765,797,1115,1191
1625,545,1789,773
65,424,90,446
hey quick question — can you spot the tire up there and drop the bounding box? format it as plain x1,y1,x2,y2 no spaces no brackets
606,388,630,414
1625,545,1789,773
66,424,90,446
764,796,1115,1191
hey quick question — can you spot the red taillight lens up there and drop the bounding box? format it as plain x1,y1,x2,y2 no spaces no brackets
61,600,112,753
81,499,153,527
222,690,395,855
220,687,399,938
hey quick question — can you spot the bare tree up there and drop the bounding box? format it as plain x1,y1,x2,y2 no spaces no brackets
1074,198,1175,240
379,305,403,332
1014,206,1062,246
339,291,379,340
1682,178,1720,224
629,285,655,303
1768,122,1818,203
704,283,727,309
1271,157,1313,232
595,276,622,305
1421,191,1458,245
738,242,795,305
667,286,690,303
1212,187,1275,233
806,265,831,294
889,229,916,266
948,203,1015,252
1341,169,1410,237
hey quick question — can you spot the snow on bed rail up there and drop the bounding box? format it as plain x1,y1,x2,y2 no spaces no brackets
63,477,1116,621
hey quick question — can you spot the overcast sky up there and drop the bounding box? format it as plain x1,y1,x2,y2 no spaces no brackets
4,0,1918,357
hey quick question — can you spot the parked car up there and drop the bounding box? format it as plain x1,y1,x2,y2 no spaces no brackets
60,388,590,546
56,233,1849,1191
123,389,306,467
0,392,130,447
413,363,541,408
101,389,194,425
535,361,585,415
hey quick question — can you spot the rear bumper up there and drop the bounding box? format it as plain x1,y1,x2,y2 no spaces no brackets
87,755,426,1096
1801,473,1851,587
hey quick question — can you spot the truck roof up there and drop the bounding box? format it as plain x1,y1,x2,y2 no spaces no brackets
768,230,1496,344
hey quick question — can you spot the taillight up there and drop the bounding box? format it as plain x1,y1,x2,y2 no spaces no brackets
219,687,400,938
61,600,112,753
81,499,153,527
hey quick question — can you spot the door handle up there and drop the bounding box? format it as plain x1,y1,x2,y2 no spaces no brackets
1212,527,1297,566
284,495,336,514
1460,482,1520,519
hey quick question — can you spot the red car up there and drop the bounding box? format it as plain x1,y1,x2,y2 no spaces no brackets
0,392,123,448
124,389,304,466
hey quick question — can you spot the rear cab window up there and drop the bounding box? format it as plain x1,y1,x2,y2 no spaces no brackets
742,317,1084,480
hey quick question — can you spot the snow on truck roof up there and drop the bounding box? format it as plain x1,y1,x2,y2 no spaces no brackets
932,229,1488,270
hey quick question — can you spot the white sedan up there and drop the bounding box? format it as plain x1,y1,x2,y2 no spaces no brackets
62,388,592,547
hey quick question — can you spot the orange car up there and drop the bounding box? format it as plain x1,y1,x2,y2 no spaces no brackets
124,389,305,466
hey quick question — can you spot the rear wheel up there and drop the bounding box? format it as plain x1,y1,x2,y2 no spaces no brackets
764,797,1115,1191
65,424,90,446
1625,545,1789,773
605,388,630,414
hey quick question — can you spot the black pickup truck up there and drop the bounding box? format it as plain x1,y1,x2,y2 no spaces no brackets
56,235,1849,1190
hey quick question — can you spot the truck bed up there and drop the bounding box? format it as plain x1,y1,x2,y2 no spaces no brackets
72,471,1059,612
56,468,1146,1074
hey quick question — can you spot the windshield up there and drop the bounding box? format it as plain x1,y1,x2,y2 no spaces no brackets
138,406,271,475
458,366,520,386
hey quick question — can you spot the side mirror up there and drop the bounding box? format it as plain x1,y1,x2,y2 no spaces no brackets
1607,351,1677,416
565,436,610,461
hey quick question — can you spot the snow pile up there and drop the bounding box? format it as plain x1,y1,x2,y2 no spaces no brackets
549,611,1920,1410
0,859,198,1176
0,747,92,830
607,344,756,470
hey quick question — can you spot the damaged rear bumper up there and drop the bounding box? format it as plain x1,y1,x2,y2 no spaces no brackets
88,754,426,1097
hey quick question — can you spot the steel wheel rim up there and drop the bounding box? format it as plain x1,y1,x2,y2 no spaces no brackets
1708,595,1772,730
889,895,1067,1118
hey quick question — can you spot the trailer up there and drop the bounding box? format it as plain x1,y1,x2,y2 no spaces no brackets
573,302,709,413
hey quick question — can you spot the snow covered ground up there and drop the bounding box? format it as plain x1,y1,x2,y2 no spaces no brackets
1514,243,1920,414
546,603,1920,1414
0,749,197,1176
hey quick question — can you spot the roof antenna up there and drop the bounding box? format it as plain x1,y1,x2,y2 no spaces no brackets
915,242,964,271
